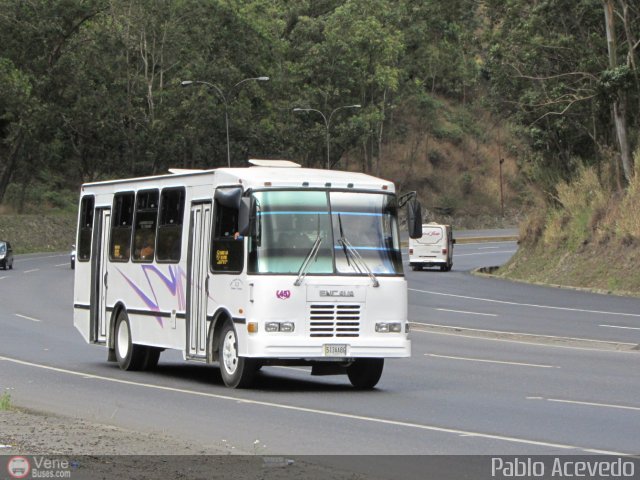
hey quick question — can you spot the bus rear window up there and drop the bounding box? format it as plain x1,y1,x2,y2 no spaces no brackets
78,196,94,261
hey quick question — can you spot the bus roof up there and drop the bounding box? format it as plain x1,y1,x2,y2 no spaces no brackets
81,163,396,193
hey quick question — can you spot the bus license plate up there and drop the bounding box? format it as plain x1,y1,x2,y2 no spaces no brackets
323,344,348,357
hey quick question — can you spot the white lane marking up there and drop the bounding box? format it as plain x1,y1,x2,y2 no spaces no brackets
437,308,497,317
455,241,517,246
23,269,40,274
528,397,640,412
411,328,639,354
0,276,6,280
478,246,499,250
14,314,41,323
409,288,640,317
0,354,629,456
426,353,558,369
14,254,67,263
55,263,69,267
413,322,637,346
455,250,516,257
600,324,640,331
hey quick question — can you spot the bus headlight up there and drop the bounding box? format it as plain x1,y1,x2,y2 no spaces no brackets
375,322,402,333
265,322,295,333
280,322,295,332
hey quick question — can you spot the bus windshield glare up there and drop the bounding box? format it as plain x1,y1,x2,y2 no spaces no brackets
247,190,402,275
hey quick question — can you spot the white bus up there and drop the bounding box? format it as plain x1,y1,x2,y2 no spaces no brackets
73,160,422,389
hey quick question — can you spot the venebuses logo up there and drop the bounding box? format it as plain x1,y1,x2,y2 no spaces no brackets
7,456,30,479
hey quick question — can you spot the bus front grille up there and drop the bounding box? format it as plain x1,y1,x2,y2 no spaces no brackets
309,304,361,337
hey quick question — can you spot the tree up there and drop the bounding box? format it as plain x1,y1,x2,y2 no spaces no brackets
484,0,639,187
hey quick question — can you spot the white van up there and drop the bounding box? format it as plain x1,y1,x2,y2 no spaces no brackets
408,223,454,271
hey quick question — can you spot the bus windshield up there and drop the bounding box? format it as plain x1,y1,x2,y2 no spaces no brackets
247,190,402,276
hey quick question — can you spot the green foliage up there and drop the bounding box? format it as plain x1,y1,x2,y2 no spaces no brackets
432,122,464,145
0,0,637,215
0,392,11,411
438,195,459,214
427,149,444,167
598,65,634,102
541,166,611,251
484,0,640,185
459,172,473,196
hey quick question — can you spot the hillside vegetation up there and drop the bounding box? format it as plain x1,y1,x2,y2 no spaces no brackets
497,154,640,295
0,213,76,254
1,0,640,292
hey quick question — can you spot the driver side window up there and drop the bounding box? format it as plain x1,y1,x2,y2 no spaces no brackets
211,195,243,273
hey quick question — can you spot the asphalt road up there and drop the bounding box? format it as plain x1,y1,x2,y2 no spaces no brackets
1,238,640,478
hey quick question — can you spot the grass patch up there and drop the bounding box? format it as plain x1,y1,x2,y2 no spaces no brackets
0,392,12,411
499,161,640,296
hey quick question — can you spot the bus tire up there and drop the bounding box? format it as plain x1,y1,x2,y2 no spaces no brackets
114,311,146,371
347,358,384,390
218,321,256,388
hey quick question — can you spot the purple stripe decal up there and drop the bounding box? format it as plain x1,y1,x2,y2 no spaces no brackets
116,265,187,327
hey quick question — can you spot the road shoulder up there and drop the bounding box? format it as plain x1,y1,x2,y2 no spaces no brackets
0,407,372,479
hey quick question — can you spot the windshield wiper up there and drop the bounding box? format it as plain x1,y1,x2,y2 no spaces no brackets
336,214,379,288
294,234,323,286
337,213,351,268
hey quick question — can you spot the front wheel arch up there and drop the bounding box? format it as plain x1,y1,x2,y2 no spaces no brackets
207,309,233,364
217,320,257,388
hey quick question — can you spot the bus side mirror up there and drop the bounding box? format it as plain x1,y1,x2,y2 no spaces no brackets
407,199,423,239
238,197,258,238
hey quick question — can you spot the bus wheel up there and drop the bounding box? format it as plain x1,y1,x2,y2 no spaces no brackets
347,358,384,390
114,311,146,371
218,321,256,388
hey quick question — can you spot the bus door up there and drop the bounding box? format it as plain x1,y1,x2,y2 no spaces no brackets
90,208,110,343
186,201,212,358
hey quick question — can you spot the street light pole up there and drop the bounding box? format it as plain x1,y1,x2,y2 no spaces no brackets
181,76,269,167
293,104,361,169
499,158,505,217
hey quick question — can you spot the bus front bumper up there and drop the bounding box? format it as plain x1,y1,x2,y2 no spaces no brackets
242,335,411,359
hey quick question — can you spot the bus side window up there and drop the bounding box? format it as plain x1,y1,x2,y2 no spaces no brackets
211,201,243,273
156,188,185,263
78,195,94,262
132,189,159,262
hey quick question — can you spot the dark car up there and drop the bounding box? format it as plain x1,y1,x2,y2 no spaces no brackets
0,240,14,270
